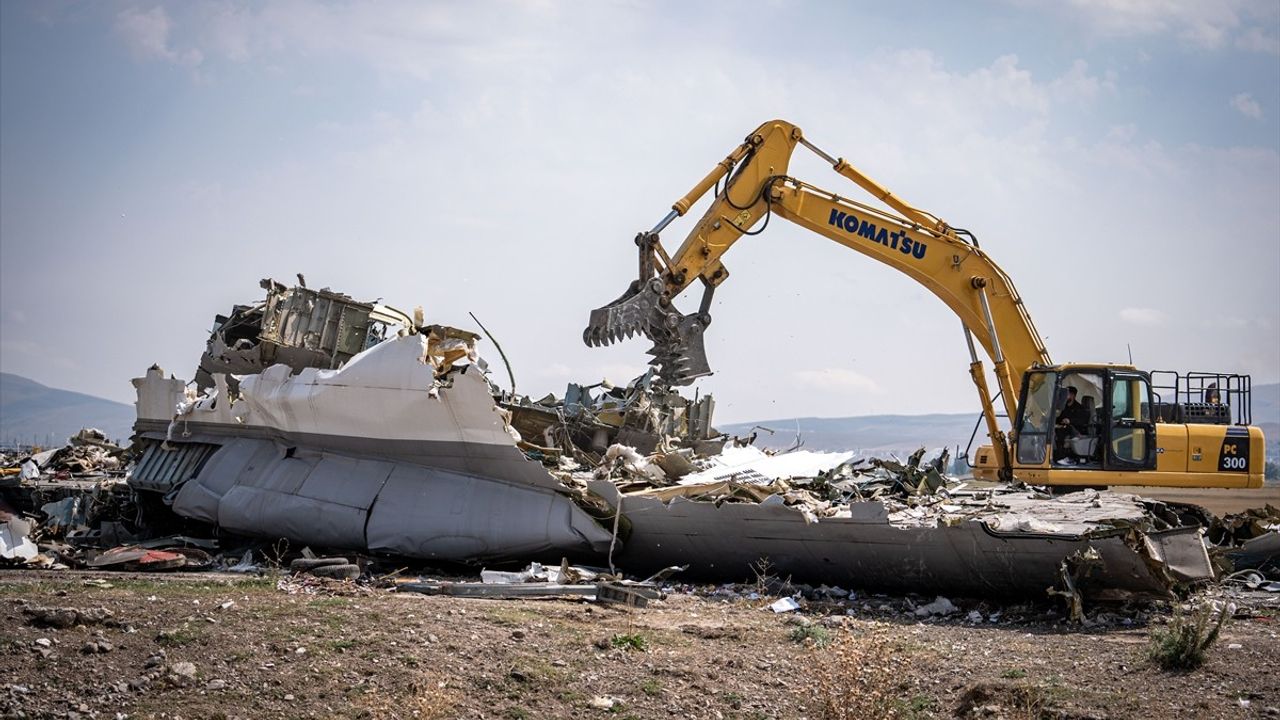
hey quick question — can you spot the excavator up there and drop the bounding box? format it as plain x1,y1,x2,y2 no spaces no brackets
583,119,1265,489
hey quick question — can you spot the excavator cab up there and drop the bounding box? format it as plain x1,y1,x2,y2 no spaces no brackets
1011,366,1156,473
974,364,1264,488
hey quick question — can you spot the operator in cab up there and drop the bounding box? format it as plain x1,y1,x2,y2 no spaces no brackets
1054,386,1090,465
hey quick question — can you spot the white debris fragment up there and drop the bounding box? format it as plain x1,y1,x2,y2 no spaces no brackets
0,516,38,562
679,444,854,486
914,596,958,617
603,444,667,483
770,597,801,613
19,459,40,481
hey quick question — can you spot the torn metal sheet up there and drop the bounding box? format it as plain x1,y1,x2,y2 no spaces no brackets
195,278,413,392
40,496,91,534
1143,526,1215,583
131,331,613,562
589,480,1212,598
0,512,37,562
87,546,188,571
1229,532,1280,573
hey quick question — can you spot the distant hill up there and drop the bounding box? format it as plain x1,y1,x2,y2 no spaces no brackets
0,373,134,447
1253,382,1279,425
723,382,1280,457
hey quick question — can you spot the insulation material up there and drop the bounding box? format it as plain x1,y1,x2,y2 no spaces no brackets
678,445,855,485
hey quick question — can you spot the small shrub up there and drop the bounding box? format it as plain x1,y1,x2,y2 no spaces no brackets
790,624,831,647
955,681,1050,718
156,624,203,647
894,694,939,718
1000,668,1027,679
609,633,648,652
640,678,662,696
1147,602,1230,671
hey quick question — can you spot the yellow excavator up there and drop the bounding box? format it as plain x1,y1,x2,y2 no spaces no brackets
584,119,1265,489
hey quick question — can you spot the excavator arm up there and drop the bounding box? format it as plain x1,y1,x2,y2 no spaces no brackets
584,120,1053,476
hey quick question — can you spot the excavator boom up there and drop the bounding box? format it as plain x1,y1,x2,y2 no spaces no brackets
584,120,1050,401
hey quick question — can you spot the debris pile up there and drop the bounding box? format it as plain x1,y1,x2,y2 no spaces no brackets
1,428,136,568
1210,504,1280,577
3,278,1275,614
2,428,129,483
396,560,671,608
503,368,719,466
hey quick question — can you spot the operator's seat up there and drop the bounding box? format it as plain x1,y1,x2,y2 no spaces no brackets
1068,395,1100,461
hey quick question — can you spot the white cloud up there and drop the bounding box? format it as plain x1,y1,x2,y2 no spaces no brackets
1236,26,1280,54
114,6,201,66
1231,92,1263,119
1056,0,1278,51
793,368,883,395
1118,307,1168,326
1049,60,1116,104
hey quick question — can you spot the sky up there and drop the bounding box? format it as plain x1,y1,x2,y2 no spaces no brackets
1,0,1278,425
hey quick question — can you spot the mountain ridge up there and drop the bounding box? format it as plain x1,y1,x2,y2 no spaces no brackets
0,373,135,447
722,383,1280,453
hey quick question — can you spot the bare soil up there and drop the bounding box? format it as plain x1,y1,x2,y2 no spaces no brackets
1,571,1277,720
1130,486,1280,516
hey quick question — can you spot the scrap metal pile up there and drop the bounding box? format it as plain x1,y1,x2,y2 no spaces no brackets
1,429,137,567
2,278,1276,609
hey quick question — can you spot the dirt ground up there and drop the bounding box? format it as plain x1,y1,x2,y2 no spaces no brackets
1,571,1277,720
1129,486,1280,516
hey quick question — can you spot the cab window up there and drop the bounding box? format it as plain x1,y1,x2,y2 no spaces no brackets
1016,371,1056,464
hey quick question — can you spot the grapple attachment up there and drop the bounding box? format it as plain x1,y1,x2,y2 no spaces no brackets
583,278,713,387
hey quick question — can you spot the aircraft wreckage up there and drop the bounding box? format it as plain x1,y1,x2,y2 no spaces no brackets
11,279,1270,601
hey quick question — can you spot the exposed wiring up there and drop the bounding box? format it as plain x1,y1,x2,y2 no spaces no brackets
952,227,980,248
721,148,757,210
737,176,785,237
468,311,517,397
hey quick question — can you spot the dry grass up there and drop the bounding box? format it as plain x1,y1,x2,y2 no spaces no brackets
807,626,917,720
354,676,460,719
